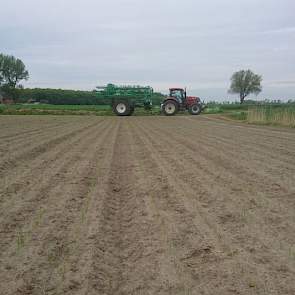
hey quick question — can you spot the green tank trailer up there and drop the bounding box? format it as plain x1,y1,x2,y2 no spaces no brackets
96,83,153,116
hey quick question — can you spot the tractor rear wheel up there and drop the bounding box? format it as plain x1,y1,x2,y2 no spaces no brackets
189,103,202,115
113,101,131,116
163,100,178,116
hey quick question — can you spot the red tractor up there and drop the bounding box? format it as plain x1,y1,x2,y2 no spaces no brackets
161,88,204,116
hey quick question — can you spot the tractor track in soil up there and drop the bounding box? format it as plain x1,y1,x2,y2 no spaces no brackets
0,115,295,295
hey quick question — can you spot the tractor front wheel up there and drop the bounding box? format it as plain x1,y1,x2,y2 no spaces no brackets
162,100,178,116
113,101,131,116
189,104,202,115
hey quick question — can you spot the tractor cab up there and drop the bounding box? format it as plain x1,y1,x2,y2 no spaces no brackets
169,88,186,104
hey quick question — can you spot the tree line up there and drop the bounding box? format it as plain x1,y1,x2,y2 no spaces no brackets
19,88,107,105
17,88,165,105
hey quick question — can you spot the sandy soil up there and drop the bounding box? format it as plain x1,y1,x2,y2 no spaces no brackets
0,115,295,295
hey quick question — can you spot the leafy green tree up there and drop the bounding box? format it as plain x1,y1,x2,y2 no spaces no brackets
229,69,262,104
0,53,29,100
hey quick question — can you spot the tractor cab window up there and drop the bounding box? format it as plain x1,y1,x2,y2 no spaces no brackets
170,89,184,101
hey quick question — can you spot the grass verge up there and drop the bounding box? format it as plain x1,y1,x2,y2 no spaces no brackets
247,106,295,127
220,106,295,127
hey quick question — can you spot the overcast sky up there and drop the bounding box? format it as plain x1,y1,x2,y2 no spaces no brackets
1,0,295,100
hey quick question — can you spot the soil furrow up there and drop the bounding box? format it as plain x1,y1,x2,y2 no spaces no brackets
132,119,294,294
152,117,295,166
145,118,295,208
0,118,106,206
0,119,100,176
0,120,111,256
1,116,295,295
0,119,114,295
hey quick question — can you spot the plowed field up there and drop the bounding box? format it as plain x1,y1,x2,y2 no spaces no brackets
1,115,295,295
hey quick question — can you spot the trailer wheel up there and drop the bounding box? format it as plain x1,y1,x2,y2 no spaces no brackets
162,100,178,116
113,101,131,116
189,104,202,115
